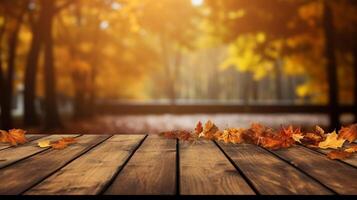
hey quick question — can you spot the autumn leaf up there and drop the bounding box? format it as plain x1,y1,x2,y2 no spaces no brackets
199,120,219,140
292,134,304,143
51,137,77,150
327,150,352,160
318,131,346,149
301,126,326,146
0,129,27,146
217,128,245,144
338,124,357,143
38,140,51,148
345,145,357,153
194,121,203,135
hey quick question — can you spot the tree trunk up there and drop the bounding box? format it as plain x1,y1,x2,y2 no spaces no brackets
42,0,62,129
353,46,357,123
323,1,339,130
24,18,42,127
1,23,21,129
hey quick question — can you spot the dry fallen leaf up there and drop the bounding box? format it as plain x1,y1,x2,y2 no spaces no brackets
345,145,357,153
194,121,203,136
38,140,51,148
327,150,353,160
0,129,27,146
51,137,77,150
217,128,245,144
338,124,357,143
199,120,219,140
292,134,304,143
318,131,346,149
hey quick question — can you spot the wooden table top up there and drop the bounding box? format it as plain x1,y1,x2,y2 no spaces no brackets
0,134,356,195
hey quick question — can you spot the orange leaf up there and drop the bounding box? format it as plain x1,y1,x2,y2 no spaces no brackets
51,137,77,150
217,128,245,144
0,129,27,146
199,120,219,140
327,150,352,160
338,124,357,143
345,144,357,153
194,121,203,135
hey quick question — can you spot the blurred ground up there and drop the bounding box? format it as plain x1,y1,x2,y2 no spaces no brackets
56,114,334,134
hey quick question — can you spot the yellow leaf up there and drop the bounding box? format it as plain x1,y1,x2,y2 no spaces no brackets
38,140,51,148
318,131,346,149
292,134,304,143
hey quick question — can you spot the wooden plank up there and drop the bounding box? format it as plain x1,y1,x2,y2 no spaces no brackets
179,140,255,195
0,135,109,195
217,142,332,195
271,145,357,194
26,135,146,195
304,144,357,168
0,134,78,168
104,135,176,195
0,134,47,151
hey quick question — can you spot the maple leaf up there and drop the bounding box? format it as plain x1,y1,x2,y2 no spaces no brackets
51,137,77,150
217,128,245,144
327,150,352,160
292,134,304,143
301,126,326,146
338,124,357,143
38,140,51,148
345,144,357,153
0,129,27,146
194,121,203,136
318,131,346,149
199,120,219,140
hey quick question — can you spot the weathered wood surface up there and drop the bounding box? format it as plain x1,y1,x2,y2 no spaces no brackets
217,142,332,195
0,134,47,151
271,145,357,195
105,135,176,195
0,134,356,195
179,140,255,195
0,135,109,195
0,134,78,169
26,135,145,195
304,144,357,168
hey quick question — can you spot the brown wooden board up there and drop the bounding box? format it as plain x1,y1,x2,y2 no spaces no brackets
0,134,47,151
271,145,357,194
217,142,332,195
104,135,176,195
0,134,78,168
26,135,146,195
304,144,357,168
0,135,109,195
179,140,255,195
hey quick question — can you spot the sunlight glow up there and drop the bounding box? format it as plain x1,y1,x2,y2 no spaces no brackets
111,2,122,10
99,20,110,30
191,0,204,7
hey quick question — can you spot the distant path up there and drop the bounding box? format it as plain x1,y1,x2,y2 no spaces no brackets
62,114,333,134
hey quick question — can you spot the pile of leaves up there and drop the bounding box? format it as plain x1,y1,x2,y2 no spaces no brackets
0,128,77,150
160,121,357,160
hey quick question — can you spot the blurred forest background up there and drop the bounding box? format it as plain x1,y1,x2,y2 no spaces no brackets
0,0,357,133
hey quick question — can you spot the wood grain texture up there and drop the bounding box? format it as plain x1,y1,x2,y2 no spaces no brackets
0,134,78,168
105,135,176,195
272,145,357,194
180,140,255,195
26,135,145,195
0,135,109,195
217,142,332,195
0,134,47,151
305,144,357,168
